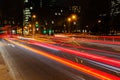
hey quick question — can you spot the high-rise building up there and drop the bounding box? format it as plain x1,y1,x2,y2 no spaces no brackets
110,0,120,34
23,0,33,26
22,0,82,34
40,0,42,8
111,0,120,16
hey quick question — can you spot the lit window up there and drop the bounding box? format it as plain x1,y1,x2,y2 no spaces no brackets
73,22,76,25
25,0,28,3
55,13,57,15
51,21,54,24
30,7,33,10
25,19,28,21
58,13,61,15
25,12,31,14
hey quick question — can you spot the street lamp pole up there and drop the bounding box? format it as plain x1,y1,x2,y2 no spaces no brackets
67,14,77,33
67,17,71,33
32,15,36,38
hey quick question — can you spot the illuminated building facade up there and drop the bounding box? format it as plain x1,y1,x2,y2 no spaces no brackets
111,0,120,16
110,0,120,35
23,0,33,26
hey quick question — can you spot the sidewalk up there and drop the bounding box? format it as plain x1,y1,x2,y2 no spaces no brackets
0,52,13,80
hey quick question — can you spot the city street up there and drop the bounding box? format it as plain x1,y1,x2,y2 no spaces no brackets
0,0,120,80
0,39,99,80
0,36,120,80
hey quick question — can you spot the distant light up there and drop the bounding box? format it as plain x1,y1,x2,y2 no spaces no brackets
73,22,76,25
25,16,29,19
67,18,71,22
25,12,31,15
98,20,101,23
12,30,16,34
35,22,39,28
61,10,63,12
35,21,38,24
24,0,28,3
24,26,27,29
29,24,32,27
49,30,52,34
30,7,33,10
58,13,61,15
12,21,15,24
25,9,30,11
86,25,88,27
35,24,39,28
51,21,54,24
55,13,57,15
36,28,39,31
64,24,66,27
45,22,48,25
43,30,47,34
72,14,77,20
25,19,28,21
32,15,36,18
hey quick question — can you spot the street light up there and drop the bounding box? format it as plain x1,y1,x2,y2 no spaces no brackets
67,17,71,22
67,17,72,33
29,24,32,27
32,15,36,19
72,14,77,20
67,14,77,33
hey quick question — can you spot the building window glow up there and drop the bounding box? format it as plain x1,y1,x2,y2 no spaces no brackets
61,10,63,12
58,13,61,15
23,7,31,26
51,21,54,24
12,30,16,34
30,7,33,10
25,0,28,3
25,12,31,15
55,13,57,15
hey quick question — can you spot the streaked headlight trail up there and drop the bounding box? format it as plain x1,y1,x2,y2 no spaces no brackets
5,39,120,80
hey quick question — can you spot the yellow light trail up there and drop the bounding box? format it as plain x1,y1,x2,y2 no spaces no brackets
5,39,120,80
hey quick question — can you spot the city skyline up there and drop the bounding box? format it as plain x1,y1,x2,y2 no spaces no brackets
0,0,119,33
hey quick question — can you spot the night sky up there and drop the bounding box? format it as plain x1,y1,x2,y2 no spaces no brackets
0,0,23,18
55,0,110,24
80,0,110,24
0,0,110,25
0,0,110,13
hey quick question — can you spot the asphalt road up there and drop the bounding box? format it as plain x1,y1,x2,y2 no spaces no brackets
0,39,100,80
50,37,120,76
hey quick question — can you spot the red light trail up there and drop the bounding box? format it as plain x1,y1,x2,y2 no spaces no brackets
5,39,120,80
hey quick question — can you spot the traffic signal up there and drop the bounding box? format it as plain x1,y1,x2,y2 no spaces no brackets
48,29,54,35
43,30,47,34
35,22,39,28
48,30,52,34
